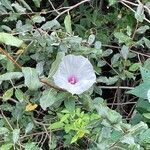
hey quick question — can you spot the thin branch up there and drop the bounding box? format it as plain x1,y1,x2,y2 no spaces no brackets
97,86,134,90
107,101,137,105
119,0,150,24
0,47,64,91
55,0,90,19
102,45,150,58
0,47,22,69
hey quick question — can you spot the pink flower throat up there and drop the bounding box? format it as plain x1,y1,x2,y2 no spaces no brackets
68,76,78,84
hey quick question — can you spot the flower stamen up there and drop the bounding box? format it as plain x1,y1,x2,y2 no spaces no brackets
68,76,77,84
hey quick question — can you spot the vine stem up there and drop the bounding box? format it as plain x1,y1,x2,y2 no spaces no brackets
0,47,63,91
0,47,22,69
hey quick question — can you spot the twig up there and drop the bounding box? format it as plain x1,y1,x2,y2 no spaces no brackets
55,0,90,19
0,109,13,130
97,86,134,90
119,0,150,24
0,47,22,69
102,45,150,58
0,47,64,91
107,101,137,105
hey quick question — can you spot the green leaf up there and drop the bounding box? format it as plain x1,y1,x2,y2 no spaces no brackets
88,34,95,45
109,0,117,6
120,45,129,60
50,122,64,130
114,32,132,45
24,142,39,150
94,41,102,49
136,98,150,113
0,143,13,150
64,14,72,34
0,72,23,82
25,122,34,134
143,37,150,48
139,129,150,143
127,82,150,99
19,0,32,11
3,88,13,101
0,127,9,135
32,15,45,23
32,0,41,7
13,129,20,144
143,113,150,119
41,19,60,30
15,89,24,102
64,96,75,113
140,67,150,82
12,2,26,13
136,25,149,34
22,67,41,90
97,76,119,85
135,4,145,22
0,32,23,47
129,63,141,72
80,94,94,110
48,52,65,78
1,0,13,11
40,89,57,110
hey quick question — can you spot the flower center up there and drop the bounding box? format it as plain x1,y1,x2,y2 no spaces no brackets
68,76,78,84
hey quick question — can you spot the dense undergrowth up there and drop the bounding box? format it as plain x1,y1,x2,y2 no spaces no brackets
0,0,150,149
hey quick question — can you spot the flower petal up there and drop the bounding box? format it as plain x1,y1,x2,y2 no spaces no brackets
147,89,150,103
53,54,96,95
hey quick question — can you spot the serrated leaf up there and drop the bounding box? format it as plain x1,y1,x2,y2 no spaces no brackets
40,89,57,110
64,14,72,34
0,32,23,47
13,129,20,143
48,52,65,78
3,88,13,101
22,67,41,90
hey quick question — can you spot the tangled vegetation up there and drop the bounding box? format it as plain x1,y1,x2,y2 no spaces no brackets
0,0,150,149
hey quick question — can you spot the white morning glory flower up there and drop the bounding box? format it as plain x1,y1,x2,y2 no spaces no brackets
147,89,150,103
53,54,96,95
